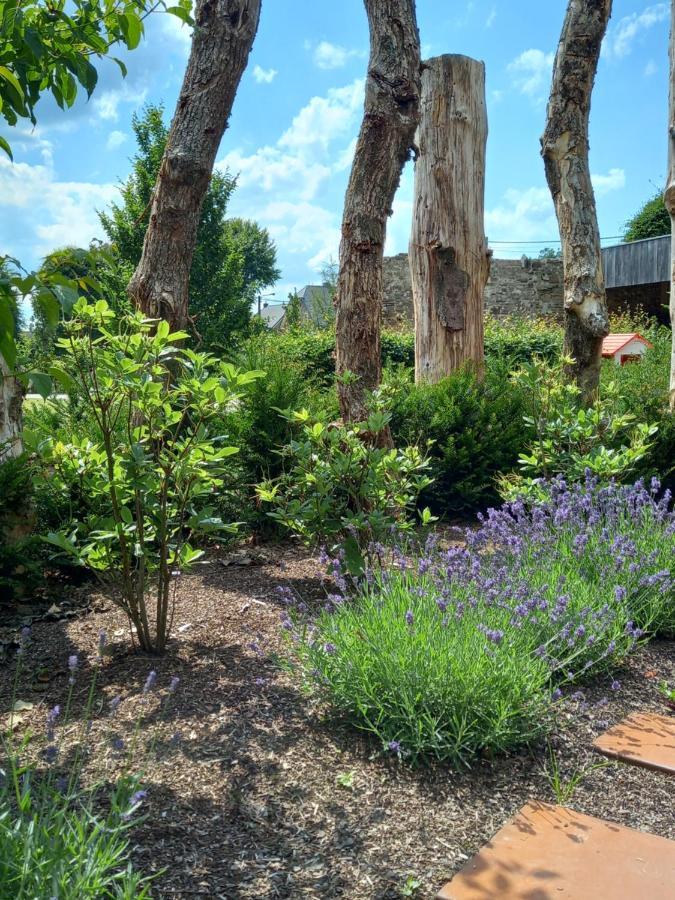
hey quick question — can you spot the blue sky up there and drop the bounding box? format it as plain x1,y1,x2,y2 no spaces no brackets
0,0,670,305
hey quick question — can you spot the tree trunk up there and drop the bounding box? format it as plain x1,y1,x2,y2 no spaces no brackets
127,0,261,329
335,0,421,425
0,355,24,461
410,55,489,383
541,0,612,402
667,0,675,412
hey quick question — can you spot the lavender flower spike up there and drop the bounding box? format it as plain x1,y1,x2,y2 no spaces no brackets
143,670,157,694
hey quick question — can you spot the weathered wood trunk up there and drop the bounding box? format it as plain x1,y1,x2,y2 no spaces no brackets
410,55,489,383
0,355,24,461
667,0,675,412
127,0,261,329
541,0,612,402
335,0,421,425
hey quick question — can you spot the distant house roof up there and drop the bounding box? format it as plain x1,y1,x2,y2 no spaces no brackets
601,332,653,357
297,284,333,326
259,303,286,329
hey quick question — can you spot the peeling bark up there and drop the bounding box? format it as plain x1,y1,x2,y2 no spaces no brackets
667,0,675,412
541,0,612,402
410,55,489,383
127,0,261,329
0,354,24,461
335,0,421,424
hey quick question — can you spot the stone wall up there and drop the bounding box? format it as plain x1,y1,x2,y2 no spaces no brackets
382,253,565,325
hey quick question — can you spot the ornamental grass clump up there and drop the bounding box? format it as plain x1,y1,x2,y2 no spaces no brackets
282,476,674,767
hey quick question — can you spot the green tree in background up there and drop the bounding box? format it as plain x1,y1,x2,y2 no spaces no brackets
99,104,279,351
623,192,670,242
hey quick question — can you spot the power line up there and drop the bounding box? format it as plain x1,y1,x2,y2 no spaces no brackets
488,235,624,244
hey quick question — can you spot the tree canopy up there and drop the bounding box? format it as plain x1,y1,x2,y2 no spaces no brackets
99,104,279,350
0,0,191,159
623,192,670,242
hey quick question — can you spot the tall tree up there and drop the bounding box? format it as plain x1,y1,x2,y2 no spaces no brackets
624,192,670,242
127,0,262,329
667,0,675,412
0,0,178,457
334,0,421,425
410,54,489,383
101,105,277,349
541,0,612,402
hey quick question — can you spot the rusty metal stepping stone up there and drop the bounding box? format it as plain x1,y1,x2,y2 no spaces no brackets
436,800,675,899
593,712,675,775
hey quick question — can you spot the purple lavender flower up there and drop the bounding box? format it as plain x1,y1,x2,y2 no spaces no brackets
17,626,31,656
46,705,60,741
67,654,79,685
405,610,414,626
611,679,621,691
111,736,125,752
143,670,157,694
323,642,337,655
167,676,180,694
43,745,58,764
387,740,401,753
109,695,121,715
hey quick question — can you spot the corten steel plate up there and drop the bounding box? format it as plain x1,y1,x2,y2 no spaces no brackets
436,801,675,899
592,712,675,776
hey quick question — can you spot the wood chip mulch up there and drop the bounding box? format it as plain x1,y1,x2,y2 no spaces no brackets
1,544,674,899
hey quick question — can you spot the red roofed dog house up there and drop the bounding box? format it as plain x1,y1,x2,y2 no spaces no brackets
601,333,653,365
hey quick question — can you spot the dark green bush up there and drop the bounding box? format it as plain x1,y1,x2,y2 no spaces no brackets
0,455,42,601
389,360,528,516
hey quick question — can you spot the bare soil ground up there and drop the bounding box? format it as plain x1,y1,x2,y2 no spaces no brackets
1,544,674,899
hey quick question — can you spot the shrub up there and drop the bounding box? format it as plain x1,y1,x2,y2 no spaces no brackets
388,360,527,516
282,477,674,765
484,315,562,364
0,455,44,602
498,354,657,500
603,323,675,492
42,299,263,653
256,398,432,573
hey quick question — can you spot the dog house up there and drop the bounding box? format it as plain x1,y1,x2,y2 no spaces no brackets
601,333,653,365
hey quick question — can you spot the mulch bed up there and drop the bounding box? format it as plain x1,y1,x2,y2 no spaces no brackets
1,543,674,899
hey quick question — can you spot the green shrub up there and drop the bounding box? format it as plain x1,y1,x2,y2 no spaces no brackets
484,315,562,364
42,299,263,653
602,322,675,491
498,354,657,501
256,398,432,573
388,360,527,516
0,455,43,602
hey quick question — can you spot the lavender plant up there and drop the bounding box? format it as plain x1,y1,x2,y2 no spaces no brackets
1,630,181,897
281,476,674,766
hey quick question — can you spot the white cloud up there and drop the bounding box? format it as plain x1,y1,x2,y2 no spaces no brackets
603,3,668,59
486,186,557,246
92,83,148,122
507,49,554,99
219,146,330,201
591,167,625,196
644,60,658,77
312,40,361,70
252,64,278,84
260,200,340,270
106,130,127,151
486,6,497,28
0,156,117,258
279,80,364,151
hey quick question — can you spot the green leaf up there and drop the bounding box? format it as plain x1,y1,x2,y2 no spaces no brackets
0,135,12,160
120,12,143,50
48,366,78,394
0,66,24,100
28,372,53,399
